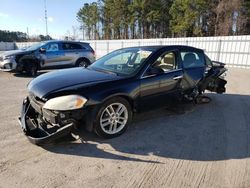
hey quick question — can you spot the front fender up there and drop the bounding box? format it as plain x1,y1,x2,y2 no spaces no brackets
18,54,41,69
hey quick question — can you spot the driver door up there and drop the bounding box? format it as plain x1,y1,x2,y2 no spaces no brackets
41,42,65,68
139,51,183,111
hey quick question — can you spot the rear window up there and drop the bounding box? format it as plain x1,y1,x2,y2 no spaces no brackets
81,43,93,51
62,43,84,50
180,51,205,68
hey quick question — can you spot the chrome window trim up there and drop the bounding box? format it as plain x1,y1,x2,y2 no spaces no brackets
140,68,182,79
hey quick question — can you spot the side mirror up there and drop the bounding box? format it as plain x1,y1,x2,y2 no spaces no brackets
39,47,46,53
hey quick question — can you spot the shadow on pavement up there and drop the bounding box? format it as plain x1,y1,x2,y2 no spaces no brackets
13,71,49,78
44,93,250,162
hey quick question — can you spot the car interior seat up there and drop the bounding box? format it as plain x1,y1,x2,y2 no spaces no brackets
161,53,175,71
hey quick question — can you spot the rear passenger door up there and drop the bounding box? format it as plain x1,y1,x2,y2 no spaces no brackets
62,42,83,66
180,50,206,90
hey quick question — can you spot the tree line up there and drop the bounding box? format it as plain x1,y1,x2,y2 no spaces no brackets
0,30,52,42
77,0,250,40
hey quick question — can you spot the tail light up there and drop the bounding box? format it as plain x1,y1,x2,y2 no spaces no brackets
91,50,96,58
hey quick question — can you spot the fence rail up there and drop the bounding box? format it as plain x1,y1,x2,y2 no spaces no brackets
1,35,250,68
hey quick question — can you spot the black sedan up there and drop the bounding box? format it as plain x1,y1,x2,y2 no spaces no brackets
19,45,227,145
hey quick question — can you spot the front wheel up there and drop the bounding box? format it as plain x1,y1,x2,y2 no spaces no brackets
94,97,132,138
28,63,38,77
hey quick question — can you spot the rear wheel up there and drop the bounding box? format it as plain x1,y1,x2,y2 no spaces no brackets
76,59,89,68
94,97,132,138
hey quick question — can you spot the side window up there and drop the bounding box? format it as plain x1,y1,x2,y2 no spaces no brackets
46,43,59,52
153,52,176,72
144,51,176,77
181,51,205,68
70,43,83,50
62,43,71,50
205,55,213,67
62,43,83,50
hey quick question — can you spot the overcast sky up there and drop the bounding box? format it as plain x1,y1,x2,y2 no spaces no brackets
0,0,94,39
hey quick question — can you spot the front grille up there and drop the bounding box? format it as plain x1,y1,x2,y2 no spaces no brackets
0,56,3,62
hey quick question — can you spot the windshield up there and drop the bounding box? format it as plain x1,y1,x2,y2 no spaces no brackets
25,42,47,51
89,48,155,76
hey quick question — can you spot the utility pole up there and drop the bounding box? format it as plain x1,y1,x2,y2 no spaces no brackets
44,0,48,36
26,27,29,40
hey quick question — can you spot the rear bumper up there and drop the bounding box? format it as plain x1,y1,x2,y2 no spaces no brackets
18,97,74,145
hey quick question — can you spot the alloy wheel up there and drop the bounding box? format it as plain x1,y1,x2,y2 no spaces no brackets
100,103,128,135
78,61,88,68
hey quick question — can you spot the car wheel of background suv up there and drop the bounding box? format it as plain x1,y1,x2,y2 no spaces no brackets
76,58,90,68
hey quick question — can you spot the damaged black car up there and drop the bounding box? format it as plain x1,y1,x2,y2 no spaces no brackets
18,45,227,145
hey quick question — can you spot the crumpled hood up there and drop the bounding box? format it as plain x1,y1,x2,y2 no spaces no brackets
2,49,28,57
28,68,120,99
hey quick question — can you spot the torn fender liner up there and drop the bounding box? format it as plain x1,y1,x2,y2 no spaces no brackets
18,97,74,145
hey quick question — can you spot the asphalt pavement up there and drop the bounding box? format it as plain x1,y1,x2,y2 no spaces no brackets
0,68,250,188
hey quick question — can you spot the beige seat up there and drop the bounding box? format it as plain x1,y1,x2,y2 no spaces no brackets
159,53,175,71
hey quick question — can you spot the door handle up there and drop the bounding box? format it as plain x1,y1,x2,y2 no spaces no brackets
173,75,183,80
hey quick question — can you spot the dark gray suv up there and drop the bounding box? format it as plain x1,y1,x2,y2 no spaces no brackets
0,40,96,75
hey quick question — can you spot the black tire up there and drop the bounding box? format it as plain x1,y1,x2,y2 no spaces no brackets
16,64,24,74
75,58,90,68
28,63,38,77
195,95,211,104
93,97,132,139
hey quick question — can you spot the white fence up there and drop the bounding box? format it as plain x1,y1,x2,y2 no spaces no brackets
2,35,250,67
87,35,250,68
0,42,15,51
15,42,39,49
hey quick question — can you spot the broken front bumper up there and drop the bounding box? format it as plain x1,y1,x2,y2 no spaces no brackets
18,97,74,145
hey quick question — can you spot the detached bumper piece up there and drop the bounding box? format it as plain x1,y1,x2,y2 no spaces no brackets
18,97,74,145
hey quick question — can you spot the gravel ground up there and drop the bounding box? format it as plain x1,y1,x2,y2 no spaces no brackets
0,68,250,188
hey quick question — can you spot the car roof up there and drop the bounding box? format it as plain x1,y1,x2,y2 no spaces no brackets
44,40,89,45
123,45,203,52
